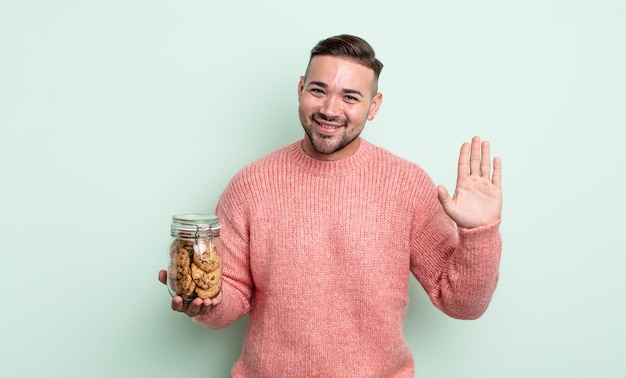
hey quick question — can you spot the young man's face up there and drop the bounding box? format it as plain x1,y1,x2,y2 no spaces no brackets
298,55,382,161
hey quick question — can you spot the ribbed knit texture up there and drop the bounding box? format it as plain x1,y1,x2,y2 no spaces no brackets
195,138,502,377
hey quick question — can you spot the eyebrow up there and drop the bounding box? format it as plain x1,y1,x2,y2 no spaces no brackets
308,81,364,98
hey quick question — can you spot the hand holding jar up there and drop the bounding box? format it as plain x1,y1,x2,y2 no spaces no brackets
158,213,223,317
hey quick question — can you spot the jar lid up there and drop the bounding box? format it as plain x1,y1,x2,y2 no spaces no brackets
171,213,220,237
172,213,219,225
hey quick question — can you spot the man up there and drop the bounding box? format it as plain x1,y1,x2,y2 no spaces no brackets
159,34,502,377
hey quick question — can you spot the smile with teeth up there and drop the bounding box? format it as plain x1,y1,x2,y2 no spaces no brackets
315,118,345,132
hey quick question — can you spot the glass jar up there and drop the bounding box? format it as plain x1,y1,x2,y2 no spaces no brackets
168,213,222,303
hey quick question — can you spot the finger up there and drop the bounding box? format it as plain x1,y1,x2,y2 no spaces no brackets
457,141,470,179
492,156,502,188
185,297,207,317
171,296,185,312
198,298,214,315
211,289,224,306
469,136,481,175
480,140,491,178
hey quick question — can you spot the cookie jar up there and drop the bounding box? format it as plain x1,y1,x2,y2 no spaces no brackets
168,213,222,303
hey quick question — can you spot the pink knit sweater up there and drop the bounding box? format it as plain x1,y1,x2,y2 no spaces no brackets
195,138,502,377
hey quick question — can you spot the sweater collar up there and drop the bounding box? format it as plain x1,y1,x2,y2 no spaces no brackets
289,137,373,176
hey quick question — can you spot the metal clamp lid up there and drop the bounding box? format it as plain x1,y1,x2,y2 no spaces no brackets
171,213,220,238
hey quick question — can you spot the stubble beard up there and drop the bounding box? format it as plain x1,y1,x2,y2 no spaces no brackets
302,113,356,155
305,128,353,155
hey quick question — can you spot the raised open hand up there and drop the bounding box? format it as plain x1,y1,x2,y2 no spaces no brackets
437,136,502,228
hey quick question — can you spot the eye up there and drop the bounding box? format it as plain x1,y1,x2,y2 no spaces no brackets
344,95,358,103
310,88,325,95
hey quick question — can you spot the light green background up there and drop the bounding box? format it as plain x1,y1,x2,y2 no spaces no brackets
1,1,624,377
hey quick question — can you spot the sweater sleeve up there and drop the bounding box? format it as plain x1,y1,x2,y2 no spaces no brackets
410,202,502,320
193,178,254,329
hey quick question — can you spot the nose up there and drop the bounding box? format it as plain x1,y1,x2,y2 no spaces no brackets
320,95,340,118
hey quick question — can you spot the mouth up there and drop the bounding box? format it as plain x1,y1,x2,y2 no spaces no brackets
313,116,345,134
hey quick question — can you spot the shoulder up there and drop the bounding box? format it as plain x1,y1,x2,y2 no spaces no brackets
226,142,299,189
363,139,433,184
361,139,441,217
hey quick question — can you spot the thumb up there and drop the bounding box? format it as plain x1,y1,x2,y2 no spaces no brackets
437,185,452,209
158,270,168,285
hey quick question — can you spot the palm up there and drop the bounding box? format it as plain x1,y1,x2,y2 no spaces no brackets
437,137,502,229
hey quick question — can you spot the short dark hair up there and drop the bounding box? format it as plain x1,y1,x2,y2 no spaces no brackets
305,34,383,94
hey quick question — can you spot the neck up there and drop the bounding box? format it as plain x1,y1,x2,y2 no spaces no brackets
301,136,361,161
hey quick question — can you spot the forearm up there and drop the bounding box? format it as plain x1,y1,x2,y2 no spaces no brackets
412,209,502,320
194,186,254,328
434,220,502,319
193,275,251,328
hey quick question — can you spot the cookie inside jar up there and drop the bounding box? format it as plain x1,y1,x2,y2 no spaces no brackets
168,214,222,302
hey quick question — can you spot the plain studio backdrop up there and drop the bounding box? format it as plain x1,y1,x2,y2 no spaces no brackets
1,1,624,377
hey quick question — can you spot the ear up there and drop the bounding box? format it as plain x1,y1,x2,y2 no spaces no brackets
367,92,383,121
297,76,305,100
